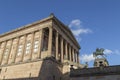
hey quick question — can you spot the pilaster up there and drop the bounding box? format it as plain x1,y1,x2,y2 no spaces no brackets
30,32,34,60
13,37,20,63
38,29,43,58
6,40,13,64
21,35,27,62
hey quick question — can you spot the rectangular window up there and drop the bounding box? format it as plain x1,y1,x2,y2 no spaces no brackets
17,44,23,56
34,40,39,53
42,28,49,51
4,48,9,59
52,30,56,57
25,42,31,54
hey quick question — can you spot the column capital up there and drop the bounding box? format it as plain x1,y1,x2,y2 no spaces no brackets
49,26,53,29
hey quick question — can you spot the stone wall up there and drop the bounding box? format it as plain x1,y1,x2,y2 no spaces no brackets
0,57,63,80
71,75,120,80
70,65,120,80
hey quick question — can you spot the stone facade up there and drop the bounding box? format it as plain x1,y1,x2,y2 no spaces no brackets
0,14,83,80
70,65,120,80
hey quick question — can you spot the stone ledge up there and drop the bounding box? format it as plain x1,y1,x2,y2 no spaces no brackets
0,56,62,68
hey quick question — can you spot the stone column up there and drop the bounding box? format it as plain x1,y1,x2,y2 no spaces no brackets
61,37,63,62
38,29,43,58
69,45,71,61
65,41,68,60
21,35,27,62
56,31,59,60
48,27,53,57
30,32,34,60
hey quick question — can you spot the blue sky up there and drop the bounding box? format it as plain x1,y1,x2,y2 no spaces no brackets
0,0,120,67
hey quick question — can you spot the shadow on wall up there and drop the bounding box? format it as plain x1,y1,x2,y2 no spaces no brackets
6,57,65,80
63,72,70,80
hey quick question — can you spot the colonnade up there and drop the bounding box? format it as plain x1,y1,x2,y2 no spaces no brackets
50,27,79,63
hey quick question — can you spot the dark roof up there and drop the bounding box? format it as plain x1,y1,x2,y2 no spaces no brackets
70,65,120,77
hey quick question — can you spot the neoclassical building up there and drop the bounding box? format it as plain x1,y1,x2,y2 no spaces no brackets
0,14,84,80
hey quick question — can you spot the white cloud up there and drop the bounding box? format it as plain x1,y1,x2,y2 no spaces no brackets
104,49,113,55
69,19,92,41
69,19,82,28
72,28,92,36
104,49,120,55
80,54,95,63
